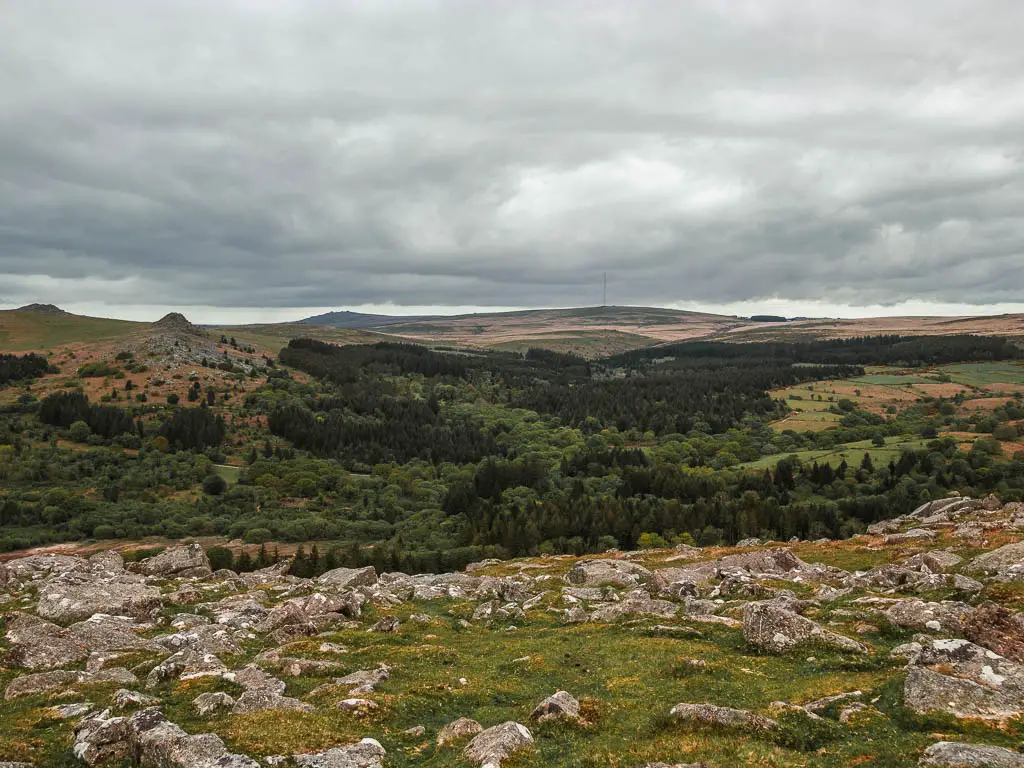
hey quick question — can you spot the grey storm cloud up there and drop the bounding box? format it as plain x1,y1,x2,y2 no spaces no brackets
2,0,1024,312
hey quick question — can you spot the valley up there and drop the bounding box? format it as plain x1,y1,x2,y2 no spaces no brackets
5,304,1024,766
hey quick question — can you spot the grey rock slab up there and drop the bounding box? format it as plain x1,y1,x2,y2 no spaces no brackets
134,544,212,578
464,722,534,768
437,717,483,745
564,559,652,588
37,575,160,623
743,602,867,654
920,741,1024,767
669,702,777,731
530,690,580,722
318,566,378,589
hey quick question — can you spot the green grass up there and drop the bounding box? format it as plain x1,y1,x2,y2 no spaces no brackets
938,362,1024,388
0,310,143,352
213,464,242,485
740,437,932,470
208,324,402,355
6,594,1023,768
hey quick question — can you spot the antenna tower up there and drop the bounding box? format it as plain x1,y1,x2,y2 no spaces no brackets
603,272,607,307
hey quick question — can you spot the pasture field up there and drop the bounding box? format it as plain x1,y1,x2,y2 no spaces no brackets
740,436,933,470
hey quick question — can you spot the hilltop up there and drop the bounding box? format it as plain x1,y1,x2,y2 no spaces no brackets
15,303,70,316
0,307,143,352
152,312,206,337
298,310,440,330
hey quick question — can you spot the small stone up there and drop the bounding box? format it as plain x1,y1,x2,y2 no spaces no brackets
50,702,93,719
193,691,235,716
338,698,378,713
369,616,400,633
437,717,483,746
464,722,534,768
530,691,580,722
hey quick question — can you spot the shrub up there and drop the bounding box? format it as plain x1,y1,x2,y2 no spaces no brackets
206,546,235,571
202,474,227,496
166,393,180,405
993,424,1018,442
77,362,119,378
245,527,272,544
68,420,91,442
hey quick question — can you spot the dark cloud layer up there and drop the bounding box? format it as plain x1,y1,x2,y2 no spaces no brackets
2,0,1024,314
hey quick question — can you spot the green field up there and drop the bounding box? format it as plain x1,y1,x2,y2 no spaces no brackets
0,310,143,352
941,361,1024,387
740,436,933,470
213,464,243,485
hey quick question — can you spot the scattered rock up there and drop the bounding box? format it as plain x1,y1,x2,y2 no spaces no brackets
369,616,400,633
589,596,678,622
135,544,212,578
530,691,580,722
337,697,378,713
919,741,1024,767
903,639,1024,718
438,717,484,746
318,566,378,589
669,702,777,731
742,602,867,654
112,689,160,709
963,604,1024,663
885,599,972,634
232,688,313,714
564,560,652,588
5,668,137,700
193,691,235,716
285,739,386,768
334,666,390,694
2,612,89,669
74,707,259,767
37,575,161,623
464,722,534,768
50,702,93,719
884,528,938,544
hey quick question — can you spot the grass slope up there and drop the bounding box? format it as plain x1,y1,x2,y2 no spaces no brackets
0,310,143,352
3,533,1024,767
208,323,409,353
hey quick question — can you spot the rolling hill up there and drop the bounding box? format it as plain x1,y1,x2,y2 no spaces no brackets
0,307,144,351
297,305,749,356
5,304,1024,360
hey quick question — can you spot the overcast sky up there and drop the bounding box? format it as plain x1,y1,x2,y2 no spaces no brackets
2,0,1024,323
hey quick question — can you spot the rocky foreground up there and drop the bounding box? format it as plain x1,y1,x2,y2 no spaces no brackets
6,496,1024,766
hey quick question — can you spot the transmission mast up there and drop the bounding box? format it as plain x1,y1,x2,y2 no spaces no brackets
603,272,607,307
